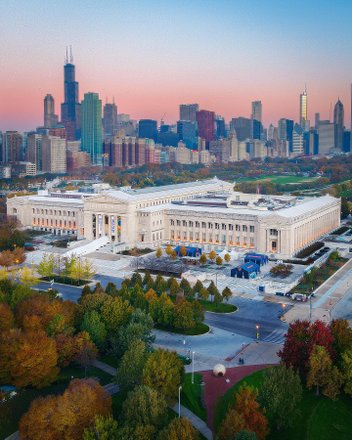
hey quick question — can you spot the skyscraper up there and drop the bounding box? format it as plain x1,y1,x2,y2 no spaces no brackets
138,119,158,141
300,86,308,131
229,117,251,141
196,110,215,146
333,99,344,150
27,133,42,172
61,47,81,141
42,135,67,173
44,94,58,128
278,118,294,152
2,131,22,163
103,100,118,138
179,104,199,122
251,101,262,140
177,120,198,149
81,92,103,165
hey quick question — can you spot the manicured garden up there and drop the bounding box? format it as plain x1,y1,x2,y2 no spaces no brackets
199,300,237,313
181,373,207,421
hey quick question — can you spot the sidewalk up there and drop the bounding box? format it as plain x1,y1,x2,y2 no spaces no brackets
171,403,213,440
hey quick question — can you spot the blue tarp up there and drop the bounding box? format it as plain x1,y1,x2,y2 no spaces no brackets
244,252,268,266
231,262,261,279
174,246,202,257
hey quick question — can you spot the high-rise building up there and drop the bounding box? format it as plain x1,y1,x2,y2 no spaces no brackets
138,119,158,142
177,120,198,149
44,94,58,128
179,104,199,122
333,99,344,150
196,110,215,146
229,117,251,141
215,117,226,139
278,118,294,152
103,100,118,138
27,133,42,172
251,101,262,140
81,92,103,165
300,86,308,131
209,139,230,163
61,47,81,141
42,135,67,173
318,120,335,154
2,131,22,163
292,124,304,156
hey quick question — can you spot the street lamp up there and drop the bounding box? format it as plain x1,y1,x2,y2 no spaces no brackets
191,351,195,384
178,386,182,418
256,324,260,340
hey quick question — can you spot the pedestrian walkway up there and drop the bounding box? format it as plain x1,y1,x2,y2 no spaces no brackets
171,403,213,440
92,359,117,376
261,328,286,344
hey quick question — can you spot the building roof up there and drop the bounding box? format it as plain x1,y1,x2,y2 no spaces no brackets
277,195,338,218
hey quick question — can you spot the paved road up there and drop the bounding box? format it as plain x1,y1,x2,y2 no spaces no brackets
205,297,289,344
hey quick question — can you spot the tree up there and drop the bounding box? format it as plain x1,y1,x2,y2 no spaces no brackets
142,348,184,403
199,287,209,301
19,378,112,440
224,253,231,264
149,292,174,328
158,417,199,440
154,274,167,295
0,302,14,332
62,255,77,278
270,264,293,278
171,250,177,260
18,266,39,287
208,280,220,302
83,415,119,440
307,345,332,396
192,300,205,323
156,247,162,258
81,310,107,350
199,253,207,265
55,333,77,367
116,339,148,391
179,246,187,257
193,280,204,294
222,287,232,302
165,245,173,257
219,385,269,440
122,385,167,428
74,332,98,376
100,296,134,333
180,278,192,297
81,284,92,297
131,272,143,286
173,298,195,330
341,348,352,397
208,250,216,262
341,197,350,219
214,290,223,306
169,277,180,296
330,319,352,360
93,282,105,295
216,256,223,266
0,329,59,388
0,250,16,270
37,253,55,278
235,432,258,440
323,365,343,400
259,365,302,430
81,258,96,281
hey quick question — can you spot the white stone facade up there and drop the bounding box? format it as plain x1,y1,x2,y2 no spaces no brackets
7,178,341,258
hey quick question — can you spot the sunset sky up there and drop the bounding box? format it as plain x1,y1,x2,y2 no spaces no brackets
1,0,352,131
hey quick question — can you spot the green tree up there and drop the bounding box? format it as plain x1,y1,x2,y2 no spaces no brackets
131,272,143,286
143,270,153,286
100,296,134,333
18,266,39,287
81,285,92,297
307,345,332,396
158,417,199,440
222,287,232,302
193,280,204,294
122,385,167,428
208,281,220,301
192,300,205,323
180,278,192,297
154,274,167,295
174,298,195,330
214,290,223,306
323,365,343,400
37,253,55,278
341,348,352,397
150,292,175,328
199,287,209,301
142,348,184,403
81,311,107,350
81,258,96,281
341,197,350,219
116,339,148,391
330,319,352,360
235,432,258,440
259,365,303,430
62,255,77,278
105,282,118,296
169,277,180,296
83,415,119,440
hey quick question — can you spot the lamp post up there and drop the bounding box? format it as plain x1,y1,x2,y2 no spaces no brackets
256,324,260,340
191,351,195,384
178,385,182,418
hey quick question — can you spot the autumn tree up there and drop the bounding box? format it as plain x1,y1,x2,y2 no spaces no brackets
142,348,184,403
0,302,14,332
259,365,302,430
116,339,149,391
219,385,269,440
169,277,180,296
307,345,332,396
179,246,187,257
222,287,232,302
171,250,177,260
74,331,98,376
193,279,204,294
19,378,111,440
165,245,173,257
323,365,343,400
330,319,352,361
199,253,207,265
18,266,39,287
122,385,167,428
208,250,216,262
83,415,119,440
341,348,352,397
199,287,209,301
208,280,220,302
216,256,223,266
158,417,199,440
156,247,162,258
0,250,16,270
173,298,195,330
180,278,192,296
37,253,55,278
224,253,231,264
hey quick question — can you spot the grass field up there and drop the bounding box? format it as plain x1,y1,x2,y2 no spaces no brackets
199,300,237,313
181,373,207,421
155,322,209,335
214,368,352,440
0,364,113,439
237,174,319,185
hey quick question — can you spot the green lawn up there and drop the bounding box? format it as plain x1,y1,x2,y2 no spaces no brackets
237,175,319,185
155,322,209,335
181,373,207,421
0,364,112,439
215,368,352,440
199,300,237,313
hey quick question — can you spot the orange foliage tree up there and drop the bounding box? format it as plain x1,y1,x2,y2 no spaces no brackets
19,378,112,440
0,302,14,332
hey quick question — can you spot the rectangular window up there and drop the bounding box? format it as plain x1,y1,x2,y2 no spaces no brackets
235,224,240,231
202,222,206,228
208,223,213,229
183,220,187,227
195,221,200,228
242,225,248,232
189,221,193,227
222,224,227,230
270,229,278,236
215,223,219,230
170,219,175,226
177,220,181,226
250,226,255,233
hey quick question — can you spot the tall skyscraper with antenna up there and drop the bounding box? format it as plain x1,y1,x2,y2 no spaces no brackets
300,85,308,131
61,46,81,141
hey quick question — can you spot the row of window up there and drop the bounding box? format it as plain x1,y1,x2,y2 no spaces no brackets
170,219,255,232
33,218,77,228
170,230,255,245
32,208,76,217
152,231,163,241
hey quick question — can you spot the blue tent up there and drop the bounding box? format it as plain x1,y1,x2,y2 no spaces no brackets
244,253,268,266
174,246,202,257
231,262,260,279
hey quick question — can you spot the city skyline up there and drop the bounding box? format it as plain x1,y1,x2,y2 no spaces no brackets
1,0,352,131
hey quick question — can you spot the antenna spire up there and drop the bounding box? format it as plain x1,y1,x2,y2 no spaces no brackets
69,45,73,63
65,46,68,64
